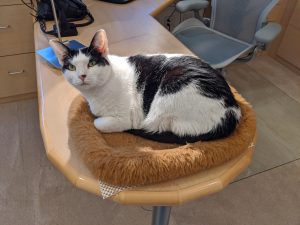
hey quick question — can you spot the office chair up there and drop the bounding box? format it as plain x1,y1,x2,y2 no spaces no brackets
172,0,282,69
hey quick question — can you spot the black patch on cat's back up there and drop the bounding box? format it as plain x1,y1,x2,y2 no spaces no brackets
128,55,167,115
128,54,239,117
159,56,238,108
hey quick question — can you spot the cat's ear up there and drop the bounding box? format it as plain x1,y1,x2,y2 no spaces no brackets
49,39,70,65
90,29,109,56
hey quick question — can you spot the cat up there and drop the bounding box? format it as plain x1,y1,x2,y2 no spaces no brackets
50,29,241,144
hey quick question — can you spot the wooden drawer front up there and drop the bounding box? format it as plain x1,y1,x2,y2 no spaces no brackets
289,0,300,30
0,5,34,56
0,53,36,98
277,26,300,69
0,0,26,6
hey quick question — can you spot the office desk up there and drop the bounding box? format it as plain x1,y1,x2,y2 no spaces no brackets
34,0,253,205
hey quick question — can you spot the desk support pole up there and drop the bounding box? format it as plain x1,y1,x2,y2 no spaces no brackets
152,206,172,225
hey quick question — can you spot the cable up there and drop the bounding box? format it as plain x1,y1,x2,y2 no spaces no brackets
140,206,152,212
21,0,37,12
179,12,182,23
164,3,177,31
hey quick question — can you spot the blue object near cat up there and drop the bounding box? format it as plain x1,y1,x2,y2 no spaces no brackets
36,40,85,69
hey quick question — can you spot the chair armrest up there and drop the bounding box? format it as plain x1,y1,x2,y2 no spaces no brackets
176,0,209,13
255,22,282,44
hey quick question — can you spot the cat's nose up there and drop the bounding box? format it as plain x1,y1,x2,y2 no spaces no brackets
79,74,87,81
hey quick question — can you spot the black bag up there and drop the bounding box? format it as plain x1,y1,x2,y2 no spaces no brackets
23,0,94,37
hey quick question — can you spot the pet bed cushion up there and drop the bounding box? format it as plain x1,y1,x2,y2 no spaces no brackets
68,89,256,186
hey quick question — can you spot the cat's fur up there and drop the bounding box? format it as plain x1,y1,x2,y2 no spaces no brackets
50,29,241,144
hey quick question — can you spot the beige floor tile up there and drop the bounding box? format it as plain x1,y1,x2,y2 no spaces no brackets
0,100,153,225
173,159,300,225
248,56,300,104
226,63,300,179
0,101,36,225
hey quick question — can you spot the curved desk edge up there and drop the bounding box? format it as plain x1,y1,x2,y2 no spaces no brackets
112,145,254,205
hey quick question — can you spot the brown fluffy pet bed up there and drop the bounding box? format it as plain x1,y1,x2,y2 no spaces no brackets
68,89,256,186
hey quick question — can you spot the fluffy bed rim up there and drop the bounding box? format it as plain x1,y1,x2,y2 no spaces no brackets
68,89,256,186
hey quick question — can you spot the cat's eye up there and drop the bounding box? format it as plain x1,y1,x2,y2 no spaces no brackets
88,60,97,67
68,64,76,71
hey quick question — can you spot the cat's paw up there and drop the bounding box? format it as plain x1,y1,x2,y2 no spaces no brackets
94,117,127,133
142,116,172,133
94,117,116,133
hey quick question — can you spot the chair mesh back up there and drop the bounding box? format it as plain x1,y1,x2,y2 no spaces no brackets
211,0,275,43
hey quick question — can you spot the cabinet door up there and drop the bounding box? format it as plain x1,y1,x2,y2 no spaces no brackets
277,26,300,69
277,0,300,69
268,0,286,22
289,0,300,30
0,0,28,6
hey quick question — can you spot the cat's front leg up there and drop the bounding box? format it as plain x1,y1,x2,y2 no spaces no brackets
94,117,130,133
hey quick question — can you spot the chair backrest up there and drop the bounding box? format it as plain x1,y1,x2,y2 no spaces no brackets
210,0,278,44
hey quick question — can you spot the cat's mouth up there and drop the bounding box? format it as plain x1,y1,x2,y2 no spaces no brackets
75,82,90,87
79,82,89,86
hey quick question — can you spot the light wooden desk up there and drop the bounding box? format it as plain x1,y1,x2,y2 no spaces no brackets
34,0,253,209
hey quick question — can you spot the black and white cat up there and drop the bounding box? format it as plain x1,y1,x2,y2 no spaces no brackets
50,29,241,144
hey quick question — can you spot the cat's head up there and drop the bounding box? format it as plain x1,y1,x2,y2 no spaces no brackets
49,29,111,90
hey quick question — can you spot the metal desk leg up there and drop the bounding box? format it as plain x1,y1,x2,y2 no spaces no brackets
152,206,172,225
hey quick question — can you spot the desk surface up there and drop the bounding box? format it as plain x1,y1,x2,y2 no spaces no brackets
34,0,254,205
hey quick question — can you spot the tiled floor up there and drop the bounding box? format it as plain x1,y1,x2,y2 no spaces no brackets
226,57,300,180
173,159,300,225
1,56,300,225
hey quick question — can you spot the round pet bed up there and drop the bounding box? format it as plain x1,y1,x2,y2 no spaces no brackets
68,89,256,186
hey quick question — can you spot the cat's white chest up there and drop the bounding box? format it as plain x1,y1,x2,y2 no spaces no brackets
85,88,131,118
88,99,101,116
